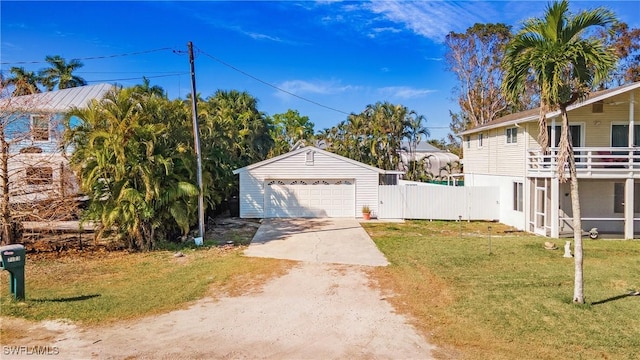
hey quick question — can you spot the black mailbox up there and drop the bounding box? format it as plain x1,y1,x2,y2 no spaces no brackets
0,244,25,300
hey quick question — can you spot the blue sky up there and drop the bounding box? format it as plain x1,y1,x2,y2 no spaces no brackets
2,1,639,140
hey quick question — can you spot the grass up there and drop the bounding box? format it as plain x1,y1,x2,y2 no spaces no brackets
0,245,291,342
364,220,640,360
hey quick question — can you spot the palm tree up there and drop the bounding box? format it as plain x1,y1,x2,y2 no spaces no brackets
502,0,617,303
3,67,41,96
133,77,166,98
64,88,197,250
39,55,87,91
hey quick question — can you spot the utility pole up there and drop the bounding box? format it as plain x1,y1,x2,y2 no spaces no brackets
188,41,205,244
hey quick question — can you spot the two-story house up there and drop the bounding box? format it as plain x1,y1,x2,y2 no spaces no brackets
461,81,640,239
1,83,112,204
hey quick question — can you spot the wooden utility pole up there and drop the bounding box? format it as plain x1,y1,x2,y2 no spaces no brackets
188,41,205,243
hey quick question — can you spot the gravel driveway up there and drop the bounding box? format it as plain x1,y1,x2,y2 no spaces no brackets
4,219,435,359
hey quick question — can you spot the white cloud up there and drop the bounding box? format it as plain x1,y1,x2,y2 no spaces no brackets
275,79,356,100
365,1,497,42
378,86,436,99
246,32,283,42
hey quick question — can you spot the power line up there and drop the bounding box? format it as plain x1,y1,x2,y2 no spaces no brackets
84,72,188,83
0,47,174,65
195,47,351,116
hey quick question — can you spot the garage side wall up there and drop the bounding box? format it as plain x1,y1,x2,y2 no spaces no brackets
238,150,380,218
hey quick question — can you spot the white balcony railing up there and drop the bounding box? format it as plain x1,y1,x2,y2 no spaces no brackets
527,147,640,178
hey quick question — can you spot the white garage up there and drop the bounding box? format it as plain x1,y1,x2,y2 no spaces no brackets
233,146,401,219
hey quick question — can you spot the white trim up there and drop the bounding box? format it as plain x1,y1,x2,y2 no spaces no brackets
477,133,485,149
233,146,404,175
459,82,640,136
505,127,518,145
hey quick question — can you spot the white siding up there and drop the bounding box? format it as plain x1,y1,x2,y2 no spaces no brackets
237,150,380,218
465,173,527,230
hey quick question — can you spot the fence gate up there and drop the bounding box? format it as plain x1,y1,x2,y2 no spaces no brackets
378,185,499,221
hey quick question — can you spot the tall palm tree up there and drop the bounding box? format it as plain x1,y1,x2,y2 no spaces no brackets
39,55,87,91
502,0,617,303
3,67,41,96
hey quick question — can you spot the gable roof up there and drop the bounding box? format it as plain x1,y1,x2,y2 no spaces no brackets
459,81,640,135
233,146,404,175
400,141,449,153
1,83,114,113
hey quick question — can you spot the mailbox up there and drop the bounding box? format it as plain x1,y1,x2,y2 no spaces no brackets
0,244,25,300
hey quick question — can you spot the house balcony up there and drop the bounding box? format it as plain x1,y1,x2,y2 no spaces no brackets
527,147,640,179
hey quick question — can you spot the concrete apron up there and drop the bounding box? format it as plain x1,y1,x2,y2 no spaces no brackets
245,218,389,267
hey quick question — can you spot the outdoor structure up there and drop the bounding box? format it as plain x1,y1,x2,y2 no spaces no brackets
233,146,402,218
399,141,461,181
460,81,640,239
1,83,112,204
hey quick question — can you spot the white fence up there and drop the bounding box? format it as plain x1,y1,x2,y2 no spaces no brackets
378,185,500,220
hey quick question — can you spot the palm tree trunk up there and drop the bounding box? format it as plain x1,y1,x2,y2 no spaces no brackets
562,109,584,304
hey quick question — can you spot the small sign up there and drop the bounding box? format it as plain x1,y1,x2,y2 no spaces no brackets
194,237,203,246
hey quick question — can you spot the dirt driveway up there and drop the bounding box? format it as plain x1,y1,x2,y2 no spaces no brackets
4,219,435,359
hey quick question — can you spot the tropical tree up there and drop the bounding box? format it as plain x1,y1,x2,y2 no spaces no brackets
132,77,167,98
445,23,514,129
600,22,640,85
3,67,41,96
319,101,430,174
199,90,273,207
268,109,315,156
64,87,198,250
39,55,87,91
502,0,617,303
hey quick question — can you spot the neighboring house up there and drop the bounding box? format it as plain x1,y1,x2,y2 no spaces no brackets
460,81,640,239
233,146,403,218
399,141,461,180
1,83,112,203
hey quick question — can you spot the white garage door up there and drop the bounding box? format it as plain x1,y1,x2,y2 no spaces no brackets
265,179,355,218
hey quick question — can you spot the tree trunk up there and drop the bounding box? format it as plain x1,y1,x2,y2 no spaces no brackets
561,108,585,304
0,129,13,245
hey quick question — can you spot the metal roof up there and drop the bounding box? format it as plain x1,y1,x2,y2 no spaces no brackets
1,83,113,113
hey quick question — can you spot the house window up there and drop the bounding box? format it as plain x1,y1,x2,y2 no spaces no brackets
506,127,518,144
305,151,314,165
31,115,50,141
26,166,53,185
513,182,523,212
611,124,640,147
478,133,484,148
614,183,640,213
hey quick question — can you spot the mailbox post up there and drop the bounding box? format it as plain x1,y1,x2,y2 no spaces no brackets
0,244,25,300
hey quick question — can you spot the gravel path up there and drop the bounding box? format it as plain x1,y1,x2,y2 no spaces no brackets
4,263,435,359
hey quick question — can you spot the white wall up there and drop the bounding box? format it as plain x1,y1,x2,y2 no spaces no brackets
237,149,380,218
465,173,527,230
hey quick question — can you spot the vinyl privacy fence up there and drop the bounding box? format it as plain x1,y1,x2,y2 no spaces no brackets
378,185,500,220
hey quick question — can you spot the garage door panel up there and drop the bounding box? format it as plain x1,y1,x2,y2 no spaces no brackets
265,179,355,218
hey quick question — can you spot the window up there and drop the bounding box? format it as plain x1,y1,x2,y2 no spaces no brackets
614,183,640,213
513,182,523,212
26,166,53,185
506,127,518,144
478,133,484,148
31,115,50,141
305,151,314,165
611,124,640,147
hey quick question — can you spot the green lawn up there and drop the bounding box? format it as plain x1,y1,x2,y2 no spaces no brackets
0,246,290,339
364,221,640,360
